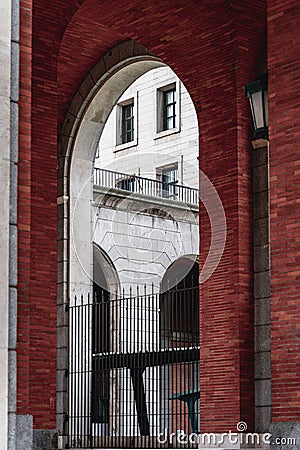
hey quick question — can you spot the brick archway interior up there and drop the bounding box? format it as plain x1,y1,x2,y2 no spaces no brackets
17,0,267,440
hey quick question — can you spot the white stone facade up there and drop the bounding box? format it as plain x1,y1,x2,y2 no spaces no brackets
95,66,199,190
92,188,199,294
0,0,12,448
92,66,199,294
68,62,200,442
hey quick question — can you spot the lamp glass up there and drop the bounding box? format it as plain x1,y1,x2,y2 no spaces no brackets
244,75,268,139
251,90,264,130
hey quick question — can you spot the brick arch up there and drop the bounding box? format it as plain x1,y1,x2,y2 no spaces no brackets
56,0,239,127
55,0,265,147
18,0,266,440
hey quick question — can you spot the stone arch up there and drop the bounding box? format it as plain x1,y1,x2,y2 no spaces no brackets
57,40,161,184
57,41,182,439
93,243,120,294
160,254,199,293
65,47,165,300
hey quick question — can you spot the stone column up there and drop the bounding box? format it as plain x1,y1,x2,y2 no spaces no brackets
0,0,12,448
252,138,271,433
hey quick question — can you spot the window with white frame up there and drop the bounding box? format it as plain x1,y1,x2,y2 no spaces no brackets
116,97,137,148
156,82,180,135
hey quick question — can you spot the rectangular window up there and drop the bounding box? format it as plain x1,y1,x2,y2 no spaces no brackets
116,96,137,149
122,103,134,143
163,88,176,130
156,82,180,136
160,164,178,199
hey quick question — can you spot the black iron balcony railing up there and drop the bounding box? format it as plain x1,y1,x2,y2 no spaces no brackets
94,167,199,206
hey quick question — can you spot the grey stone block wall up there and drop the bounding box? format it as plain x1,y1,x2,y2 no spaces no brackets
8,1,20,449
270,422,300,450
33,430,58,450
16,415,33,450
252,141,271,433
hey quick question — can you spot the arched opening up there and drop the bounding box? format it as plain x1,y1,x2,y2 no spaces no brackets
92,64,199,293
65,42,200,447
161,254,199,293
160,257,200,434
11,0,266,443
68,52,165,299
93,244,119,295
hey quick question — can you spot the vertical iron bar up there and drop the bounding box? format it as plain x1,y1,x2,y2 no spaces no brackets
87,293,91,448
69,299,72,448
80,295,84,447
75,297,79,445
83,296,86,446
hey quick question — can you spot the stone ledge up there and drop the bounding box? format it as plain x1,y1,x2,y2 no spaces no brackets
93,185,198,222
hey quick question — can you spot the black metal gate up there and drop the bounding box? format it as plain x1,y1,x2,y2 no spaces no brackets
68,285,200,448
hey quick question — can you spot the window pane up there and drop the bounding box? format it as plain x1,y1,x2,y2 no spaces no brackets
122,103,134,143
166,117,173,130
166,104,173,119
163,88,176,130
165,90,174,105
124,105,132,119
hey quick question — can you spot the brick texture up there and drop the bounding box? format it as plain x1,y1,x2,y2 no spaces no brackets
268,0,300,422
17,0,33,416
18,0,266,432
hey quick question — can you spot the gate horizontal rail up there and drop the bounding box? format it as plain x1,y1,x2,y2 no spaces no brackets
93,347,200,370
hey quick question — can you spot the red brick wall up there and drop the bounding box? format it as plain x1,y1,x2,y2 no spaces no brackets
17,0,266,431
268,0,300,422
17,0,33,416
17,0,59,429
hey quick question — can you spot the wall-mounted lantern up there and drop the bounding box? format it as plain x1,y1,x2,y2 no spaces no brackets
244,74,268,140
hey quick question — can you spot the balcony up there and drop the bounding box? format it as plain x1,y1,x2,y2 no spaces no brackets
94,168,199,206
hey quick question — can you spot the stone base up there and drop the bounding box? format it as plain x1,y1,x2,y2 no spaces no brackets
14,418,58,450
16,415,33,450
33,429,58,450
270,422,300,449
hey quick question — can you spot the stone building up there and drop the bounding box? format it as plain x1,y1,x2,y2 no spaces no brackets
68,66,200,442
1,0,300,449
91,65,199,294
